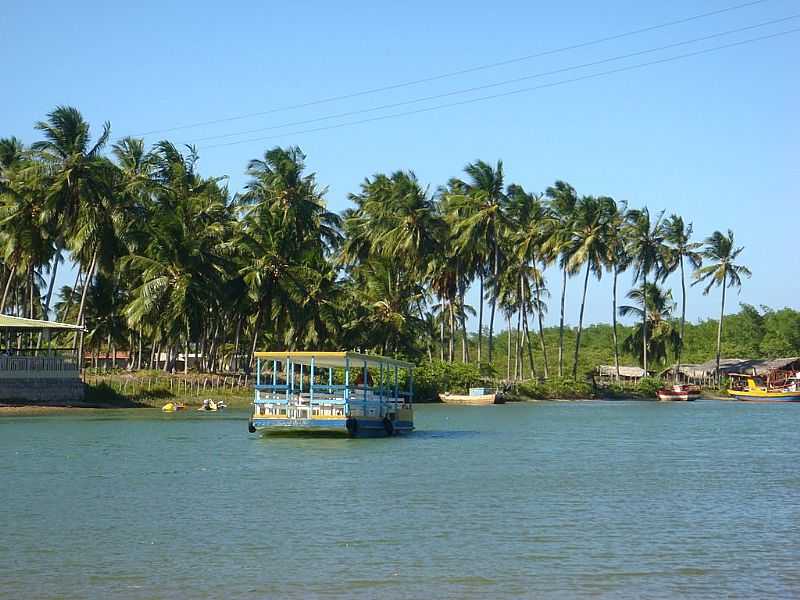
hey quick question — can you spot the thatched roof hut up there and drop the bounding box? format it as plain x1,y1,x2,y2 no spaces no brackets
595,365,650,381
661,357,800,380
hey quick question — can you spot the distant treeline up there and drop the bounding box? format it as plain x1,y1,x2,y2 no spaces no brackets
485,304,800,378
0,106,759,379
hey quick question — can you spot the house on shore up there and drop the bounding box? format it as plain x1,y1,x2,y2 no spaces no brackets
0,315,85,404
661,357,800,384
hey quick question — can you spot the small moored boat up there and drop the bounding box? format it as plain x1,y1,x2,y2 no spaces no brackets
161,402,186,412
248,351,414,437
728,371,800,402
439,388,504,405
656,384,701,401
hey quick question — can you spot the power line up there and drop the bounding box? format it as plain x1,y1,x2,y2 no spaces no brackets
135,0,773,137
191,14,800,144
200,28,799,150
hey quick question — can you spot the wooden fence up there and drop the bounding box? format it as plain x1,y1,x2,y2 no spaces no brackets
86,373,250,397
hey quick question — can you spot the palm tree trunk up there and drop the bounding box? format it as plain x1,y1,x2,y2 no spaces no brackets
642,273,648,373
439,302,445,362
477,272,483,363
460,287,469,363
42,251,60,319
572,262,591,379
184,325,190,375
506,313,512,380
448,300,455,363
515,303,522,382
612,267,620,381
249,307,264,374
231,316,242,372
28,266,35,350
488,243,499,364
413,298,433,362
677,256,686,382
104,333,111,372
522,305,537,378
716,270,727,383
36,252,62,350
75,249,98,363
59,261,83,322
533,261,549,379
0,263,17,313
558,267,567,377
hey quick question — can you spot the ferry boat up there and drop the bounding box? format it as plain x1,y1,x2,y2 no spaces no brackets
728,370,800,402
248,351,414,437
656,384,701,401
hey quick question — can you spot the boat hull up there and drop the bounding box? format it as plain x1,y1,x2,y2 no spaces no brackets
656,385,701,401
656,392,699,401
728,391,800,402
439,393,503,405
251,415,414,437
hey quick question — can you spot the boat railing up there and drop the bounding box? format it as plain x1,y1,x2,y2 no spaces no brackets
0,355,80,379
253,353,414,420
254,384,408,419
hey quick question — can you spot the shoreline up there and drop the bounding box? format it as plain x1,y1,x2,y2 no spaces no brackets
1,392,737,416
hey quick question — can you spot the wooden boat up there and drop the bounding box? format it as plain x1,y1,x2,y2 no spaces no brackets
439,391,504,405
728,371,800,402
248,351,414,437
656,384,701,401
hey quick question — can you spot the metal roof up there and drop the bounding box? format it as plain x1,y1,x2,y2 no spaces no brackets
253,351,415,369
0,314,84,331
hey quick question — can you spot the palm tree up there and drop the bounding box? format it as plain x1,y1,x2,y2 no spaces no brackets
619,282,681,366
607,200,630,380
564,196,615,378
239,146,340,365
449,160,508,366
693,230,751,380
544,180,578,377
124,142,230,373
662,215,702,378
508,184,551,378
32,106,111,330
624,208,666,373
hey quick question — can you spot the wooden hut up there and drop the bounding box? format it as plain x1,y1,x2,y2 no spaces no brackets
595,365,650,385
661,357,800,385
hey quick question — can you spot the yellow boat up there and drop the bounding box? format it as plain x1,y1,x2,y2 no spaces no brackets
728,372,800,402
161,401,187,412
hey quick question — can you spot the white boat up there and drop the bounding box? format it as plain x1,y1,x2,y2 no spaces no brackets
656,384,701,401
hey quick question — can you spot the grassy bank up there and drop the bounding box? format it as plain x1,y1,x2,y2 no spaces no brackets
84,381,252,409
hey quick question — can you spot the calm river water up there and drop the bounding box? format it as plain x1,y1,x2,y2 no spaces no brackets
2,401,799,599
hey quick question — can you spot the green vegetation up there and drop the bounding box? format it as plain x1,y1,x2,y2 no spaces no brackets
2,104,788,400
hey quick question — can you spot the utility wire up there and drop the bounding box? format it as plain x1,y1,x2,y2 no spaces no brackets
136,0,773,137
191,14,800,144
201,28,800,150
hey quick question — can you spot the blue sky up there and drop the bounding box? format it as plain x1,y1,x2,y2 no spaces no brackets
2,0,798,330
